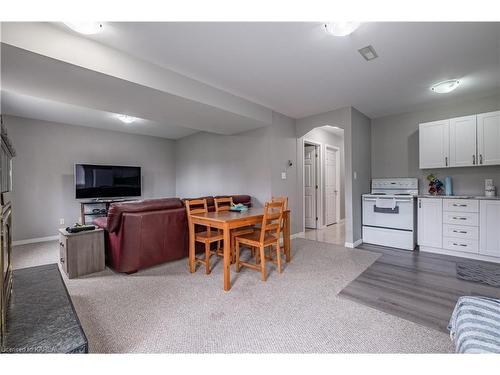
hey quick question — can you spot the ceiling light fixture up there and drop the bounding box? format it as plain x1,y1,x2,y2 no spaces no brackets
324,22,361,37
116,114,136,124
430,79,460,94
358,45,378,61
63,22,103,35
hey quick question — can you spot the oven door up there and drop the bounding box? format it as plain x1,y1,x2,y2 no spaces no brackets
362,196,414,230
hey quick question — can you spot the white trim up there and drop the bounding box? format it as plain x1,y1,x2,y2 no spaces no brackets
419,246,500,264
290,232,304,240
324,143,341,225
345,238,363,248
13,235,58,246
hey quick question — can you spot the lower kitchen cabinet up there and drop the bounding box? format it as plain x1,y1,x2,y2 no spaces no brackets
417,198,443,248
418,197,500,263
480,200,500,258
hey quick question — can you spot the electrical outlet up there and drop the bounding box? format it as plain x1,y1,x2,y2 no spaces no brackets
59,218,65,225
281,172,287,180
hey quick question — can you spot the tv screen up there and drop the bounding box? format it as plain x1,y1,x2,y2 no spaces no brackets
75,164,141,199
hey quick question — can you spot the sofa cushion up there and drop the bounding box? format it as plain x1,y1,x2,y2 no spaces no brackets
107,198,184,233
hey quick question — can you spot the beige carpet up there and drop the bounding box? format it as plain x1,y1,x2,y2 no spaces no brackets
12,238,453,353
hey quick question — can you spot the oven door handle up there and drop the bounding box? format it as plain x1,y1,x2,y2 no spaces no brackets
363,198,412,203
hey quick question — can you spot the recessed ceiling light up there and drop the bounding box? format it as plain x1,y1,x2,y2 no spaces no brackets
115,114,136,124
430,79,460,94
324,22,361,37
358,45,378,61
63,22,103,35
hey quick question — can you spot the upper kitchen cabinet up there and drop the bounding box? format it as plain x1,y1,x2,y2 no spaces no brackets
477,111,500,166
449,115,477,167
419,119,450,169
419,111,500,169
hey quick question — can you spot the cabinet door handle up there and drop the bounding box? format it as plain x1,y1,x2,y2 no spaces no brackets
452,204,467,207
445,156,448,166
452,243,467,247
472,155,476,164
480,154,483,164
453,230,467,234
452,217,467,220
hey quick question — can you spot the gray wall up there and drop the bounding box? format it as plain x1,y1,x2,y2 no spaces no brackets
303,127,345,220
296,106,371,245
175,111,301,234
350,108,372,242
6,115,176,241
371,92,500,195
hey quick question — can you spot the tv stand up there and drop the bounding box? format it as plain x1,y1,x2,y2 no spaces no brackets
79,198,136,225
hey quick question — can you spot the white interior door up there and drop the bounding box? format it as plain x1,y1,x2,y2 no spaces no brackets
304,145,317,229
325,147,337,225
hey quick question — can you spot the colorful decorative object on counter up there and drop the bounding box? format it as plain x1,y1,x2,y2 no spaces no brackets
427,174,444,195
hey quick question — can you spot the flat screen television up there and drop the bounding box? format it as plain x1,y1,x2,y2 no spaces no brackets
75,164,141,199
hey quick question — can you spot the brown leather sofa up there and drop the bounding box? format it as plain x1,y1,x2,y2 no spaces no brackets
93,195,251,273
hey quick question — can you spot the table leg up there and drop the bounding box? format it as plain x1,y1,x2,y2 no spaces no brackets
284,211,291,263
188,220,195,273
223,223,231,291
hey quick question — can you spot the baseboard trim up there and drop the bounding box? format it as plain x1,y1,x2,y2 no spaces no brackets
344,238,363,248
420,246,500,264
13,235,58,246
290,232,304,240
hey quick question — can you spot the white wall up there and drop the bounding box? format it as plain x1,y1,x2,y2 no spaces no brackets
5,115,176,241
371,92,500,195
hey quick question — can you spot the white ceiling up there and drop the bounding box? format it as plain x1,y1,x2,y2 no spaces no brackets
1,22,499,140
80,22,500,119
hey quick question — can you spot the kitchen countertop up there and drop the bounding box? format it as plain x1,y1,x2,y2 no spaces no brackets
418,195,500,200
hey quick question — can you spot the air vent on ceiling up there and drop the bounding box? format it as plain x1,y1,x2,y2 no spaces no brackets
358,45,378,61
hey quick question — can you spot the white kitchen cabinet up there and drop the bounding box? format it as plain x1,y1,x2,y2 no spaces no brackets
477,111,500,166
419,120,450,169
479,200,500,258
449,115,477,167
417,198,443,248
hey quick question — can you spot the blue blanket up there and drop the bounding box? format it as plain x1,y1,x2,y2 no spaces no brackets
448,296,500,353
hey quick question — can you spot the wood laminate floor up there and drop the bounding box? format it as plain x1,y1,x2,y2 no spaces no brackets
339,244,500,333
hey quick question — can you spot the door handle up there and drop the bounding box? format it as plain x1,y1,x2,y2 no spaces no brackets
480,154,483,164
473,155,475,164
445,156,448,166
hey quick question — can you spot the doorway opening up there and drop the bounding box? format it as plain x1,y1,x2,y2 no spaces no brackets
299,126,345,246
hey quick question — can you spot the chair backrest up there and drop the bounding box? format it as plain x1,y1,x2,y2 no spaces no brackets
272,196,288,210
185,199,208,224
259,201,284,243
214,197,233,212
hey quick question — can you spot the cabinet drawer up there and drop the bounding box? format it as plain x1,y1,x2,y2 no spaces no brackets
443,199,478,213
443,224,479,240
443,212,479,226
443,237,479,254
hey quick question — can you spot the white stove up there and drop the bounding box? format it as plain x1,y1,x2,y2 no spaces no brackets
362,178,418,250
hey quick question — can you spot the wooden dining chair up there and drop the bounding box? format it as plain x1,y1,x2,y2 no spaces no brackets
185,198,224,274
214,197,254,262
234,201,284,281
269,196,288,261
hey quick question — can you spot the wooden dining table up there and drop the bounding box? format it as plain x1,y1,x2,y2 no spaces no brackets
188,207,291,291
